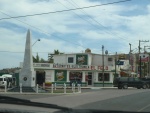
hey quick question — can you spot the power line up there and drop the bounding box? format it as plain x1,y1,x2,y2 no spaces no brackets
0,10,89,50
66,0,135,51
0,0,136,54
67,0,128,40
57,0,135,54
0,0,131,20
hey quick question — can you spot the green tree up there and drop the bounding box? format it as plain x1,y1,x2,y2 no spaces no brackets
48,50,64,63
36,53,40,62
48,53,54,63
54,50,59,54
40,58,45,63
33,53,45,63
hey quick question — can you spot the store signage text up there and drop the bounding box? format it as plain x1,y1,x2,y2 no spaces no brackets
53,64,109,70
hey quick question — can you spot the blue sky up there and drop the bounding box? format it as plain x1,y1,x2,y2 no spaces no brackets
0,0,150,69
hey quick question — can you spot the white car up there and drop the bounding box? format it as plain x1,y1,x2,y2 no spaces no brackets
0,77,7,87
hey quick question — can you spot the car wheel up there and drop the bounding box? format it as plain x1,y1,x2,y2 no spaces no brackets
147,84,150,89
123,84,128,89
142,84,147,89
137,86,141,89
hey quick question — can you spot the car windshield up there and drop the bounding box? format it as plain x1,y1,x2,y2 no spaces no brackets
0,0,150,113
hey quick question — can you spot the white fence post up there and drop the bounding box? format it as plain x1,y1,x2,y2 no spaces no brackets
4,82,7,93
64,83,66,94
36,84,38,93
20,83,22,93
73,83,75,93
54,83,56,90
78,84,81,93
51,84,53,93
43,83,45,89
72,83,74,91
78,84,79,92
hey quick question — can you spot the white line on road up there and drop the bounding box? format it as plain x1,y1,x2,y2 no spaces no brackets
137,103,150,112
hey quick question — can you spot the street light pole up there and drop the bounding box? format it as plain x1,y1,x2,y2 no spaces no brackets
102,45,104,87
32,39,40,46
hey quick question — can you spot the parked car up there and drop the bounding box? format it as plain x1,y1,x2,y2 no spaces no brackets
0,76,7,88
113,77,148,89
140,77,150,88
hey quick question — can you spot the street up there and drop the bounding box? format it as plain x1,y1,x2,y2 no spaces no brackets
1,88,150,112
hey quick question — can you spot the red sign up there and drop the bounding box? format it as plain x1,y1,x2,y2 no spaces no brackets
98,66,108,70
91,66,95,70
139,54,149,62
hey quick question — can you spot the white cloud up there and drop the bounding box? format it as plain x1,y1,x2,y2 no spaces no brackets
0,0,150,69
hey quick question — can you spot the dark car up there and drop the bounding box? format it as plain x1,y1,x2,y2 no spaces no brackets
140,77,150,88
113,77,148,89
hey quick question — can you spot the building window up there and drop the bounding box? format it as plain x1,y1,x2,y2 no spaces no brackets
108,58,112,61
69,72,82,81
68,57,74,63
98,73,109,81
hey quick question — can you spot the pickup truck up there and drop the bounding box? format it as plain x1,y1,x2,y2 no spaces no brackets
113,77,148,89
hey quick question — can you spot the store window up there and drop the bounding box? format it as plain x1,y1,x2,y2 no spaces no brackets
68,57,74,63
98,73,109,81
69,72,82,81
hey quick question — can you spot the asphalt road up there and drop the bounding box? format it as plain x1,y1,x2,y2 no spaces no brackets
76,90,150,112
1,88,150,112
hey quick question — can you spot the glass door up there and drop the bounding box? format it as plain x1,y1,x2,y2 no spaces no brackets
88,72,92,85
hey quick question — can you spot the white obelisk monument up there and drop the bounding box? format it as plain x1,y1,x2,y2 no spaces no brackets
20,29,35,87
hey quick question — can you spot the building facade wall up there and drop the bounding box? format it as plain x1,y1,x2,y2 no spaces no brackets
20,53,131,87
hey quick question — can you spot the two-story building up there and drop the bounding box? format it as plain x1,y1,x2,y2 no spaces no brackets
31,50,122,87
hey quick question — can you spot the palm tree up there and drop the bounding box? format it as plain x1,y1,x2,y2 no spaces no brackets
33,53,45,63
48,50,64,63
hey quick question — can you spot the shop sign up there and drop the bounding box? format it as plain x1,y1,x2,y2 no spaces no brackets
55,70,67,81
91,66,96,70
33,63,50,67
53,64,90,69
139,54,149,62
76,54,88,65
118,54,126,60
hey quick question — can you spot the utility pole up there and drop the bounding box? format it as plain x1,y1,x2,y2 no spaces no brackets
144,46,150,53
115,52,117,77
129,43,132,75
144,46,150,76
138,40,149,78
129,43,131,54
102,45,104,87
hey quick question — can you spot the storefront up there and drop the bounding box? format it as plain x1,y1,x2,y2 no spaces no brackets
34,69,114,87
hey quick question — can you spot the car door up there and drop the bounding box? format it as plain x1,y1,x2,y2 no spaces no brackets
128,77,134,87
134,78,141,87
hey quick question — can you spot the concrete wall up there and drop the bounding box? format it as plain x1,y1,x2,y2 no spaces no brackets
91,54,114,66
53,53,114,66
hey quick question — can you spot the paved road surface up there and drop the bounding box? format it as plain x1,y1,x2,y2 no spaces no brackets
1,89,150,112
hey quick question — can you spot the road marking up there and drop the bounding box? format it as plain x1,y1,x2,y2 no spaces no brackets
137,103,150,112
